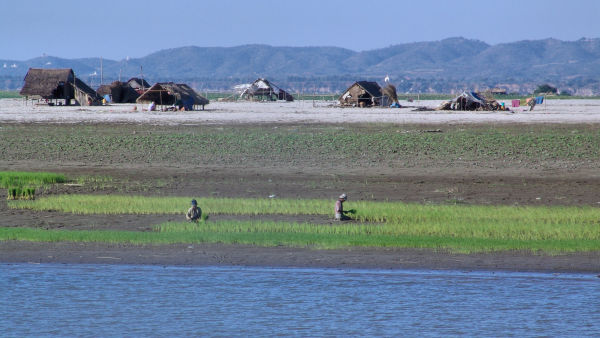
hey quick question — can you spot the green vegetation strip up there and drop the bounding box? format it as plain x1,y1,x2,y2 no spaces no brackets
1,225,598,253
0,171,67,189
9,194,600,225
7,195,600,252
0,91,21,99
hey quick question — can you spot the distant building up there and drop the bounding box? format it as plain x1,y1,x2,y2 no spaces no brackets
97,81,141,103
489,88,507,95
20,68,102,105
136,82,209,110
127,77,151,94
339,81,382,107
236,78,294,101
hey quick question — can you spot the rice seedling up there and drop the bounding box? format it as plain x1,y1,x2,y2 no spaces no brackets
2,222,598,253
1,171,66,200
9,195,331,215
155,219,600,242
11,194,600,226
9,194,600,251
7,187,36,200
0,171,67,189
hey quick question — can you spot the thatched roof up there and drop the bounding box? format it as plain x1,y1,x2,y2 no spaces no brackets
136,82,209,106
74,78,102,101
237,78,294,101
97,81,140,103
354,81,382,98
96,84,112,96
339,81,383,106
436,91,504,111
127,77,151,90
20,68,73,97
20,68,101,102
382,84,399,104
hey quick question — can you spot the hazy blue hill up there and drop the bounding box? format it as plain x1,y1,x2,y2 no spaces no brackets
359,38,490,75
2,38,600,93
127,45,355,78
461,38,600,80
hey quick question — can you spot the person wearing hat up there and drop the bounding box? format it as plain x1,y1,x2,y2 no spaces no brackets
334,193,350,221
186,199,202,222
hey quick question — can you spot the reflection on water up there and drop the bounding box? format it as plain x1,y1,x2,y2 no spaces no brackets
1,263,599,336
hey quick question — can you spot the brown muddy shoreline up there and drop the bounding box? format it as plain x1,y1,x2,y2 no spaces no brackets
2,241,599,274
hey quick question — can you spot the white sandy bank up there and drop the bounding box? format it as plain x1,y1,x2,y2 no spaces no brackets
1,99,599,125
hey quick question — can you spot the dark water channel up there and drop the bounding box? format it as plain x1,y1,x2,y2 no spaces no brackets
2,263,599,336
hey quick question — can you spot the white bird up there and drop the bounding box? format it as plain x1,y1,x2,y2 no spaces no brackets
384,75,390,83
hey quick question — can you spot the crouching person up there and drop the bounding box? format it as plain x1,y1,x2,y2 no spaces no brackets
186,199,202,222
334,193,351,221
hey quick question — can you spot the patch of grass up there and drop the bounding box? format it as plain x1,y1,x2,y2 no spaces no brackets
9,195,330,215
1,171,67,200
1,224,598,253
7,187,35,200
0,171,67,189
156,219,600,242
10,194,600,225
75,175,113,185
8,194,600,252
0,91,21,99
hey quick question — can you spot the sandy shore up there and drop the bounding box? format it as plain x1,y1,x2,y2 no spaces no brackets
2,241,600,273
1,99,600,125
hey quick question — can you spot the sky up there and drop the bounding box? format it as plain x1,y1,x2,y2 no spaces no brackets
1,0,599,60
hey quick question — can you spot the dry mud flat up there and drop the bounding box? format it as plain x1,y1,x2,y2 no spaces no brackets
3,241,600,274
1,99,600,124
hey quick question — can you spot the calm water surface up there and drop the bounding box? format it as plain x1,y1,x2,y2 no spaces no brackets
1,263,599,337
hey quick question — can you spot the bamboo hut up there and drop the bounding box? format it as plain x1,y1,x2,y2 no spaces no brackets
338,81,382,107
127,77,151,94
236,78,294,101
382,84,399,106
20,68,101,105
436,91,505,111
136,82,209,110
97,81,140,103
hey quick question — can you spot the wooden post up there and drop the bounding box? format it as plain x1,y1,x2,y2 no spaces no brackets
140,66,145,92
100,56,103,86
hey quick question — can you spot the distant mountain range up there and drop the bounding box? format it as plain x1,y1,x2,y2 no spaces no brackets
2,37,599,94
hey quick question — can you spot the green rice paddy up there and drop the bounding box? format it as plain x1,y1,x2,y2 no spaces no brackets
6,194,600,253
0,171,67,189
1,171,67,200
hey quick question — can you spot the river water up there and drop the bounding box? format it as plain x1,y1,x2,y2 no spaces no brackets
1,263,599,337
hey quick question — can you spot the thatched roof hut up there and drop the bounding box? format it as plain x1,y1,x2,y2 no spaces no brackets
436,91,505,111
339,81,382,107
127,78,151,93
97,81,140,103
382,84,399,105
20,68,101,105
136,82,209,110
237,78,294,101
